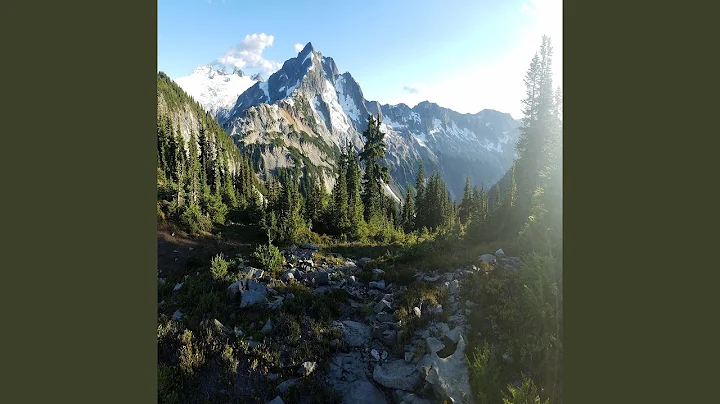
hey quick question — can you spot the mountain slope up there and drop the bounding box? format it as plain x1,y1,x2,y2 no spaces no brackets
185,42,521,200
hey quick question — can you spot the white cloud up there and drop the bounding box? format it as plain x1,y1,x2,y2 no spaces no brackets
294,43,304,53
402,85,422,94
382,0,562,118
216,33,283,75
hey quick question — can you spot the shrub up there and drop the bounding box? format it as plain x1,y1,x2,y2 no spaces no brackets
468,342,503,404
502,377,549,404
180,203,212,234
206,194,229,225
158,364,182,404
273,312,301,344
210,254,228,280
178,330,204,376
253,241,283,274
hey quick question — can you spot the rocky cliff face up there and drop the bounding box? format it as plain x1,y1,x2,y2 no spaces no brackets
179,42,521,199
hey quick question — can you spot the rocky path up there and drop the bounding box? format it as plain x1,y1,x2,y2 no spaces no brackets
259,245,517,404
164,242,517,404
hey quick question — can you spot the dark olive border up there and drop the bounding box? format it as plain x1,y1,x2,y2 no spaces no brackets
8,0,696,402
5,1,158,402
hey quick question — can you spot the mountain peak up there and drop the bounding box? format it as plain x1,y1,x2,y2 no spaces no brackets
251,73,264,82
232,67,247,77
299,42,315,56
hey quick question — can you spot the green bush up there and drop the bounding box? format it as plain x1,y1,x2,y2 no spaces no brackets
502,377,549,404
158,364,182,404
210,254,228,280
468,341,503,404
180,203,212,234
253,241,283,274
206,194,229,225
178,330,204,376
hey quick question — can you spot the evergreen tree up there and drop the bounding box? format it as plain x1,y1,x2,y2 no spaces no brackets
186,130,201,206
360,114,389,221
507,164,518,208
515,36,556,217
401,183,415,233
345,143,366,239
331,146,350,235
221,152,237,207
459,175,473,224
414,161,426,231
480,184,488,222
494,182,502,213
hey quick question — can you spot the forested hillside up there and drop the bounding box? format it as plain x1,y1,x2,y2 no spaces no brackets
157,36,562,404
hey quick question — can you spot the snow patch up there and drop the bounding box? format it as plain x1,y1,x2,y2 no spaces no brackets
414,132,428,147
336,76,360,122
175,66,258,117
382,181,401,203
409,112,421,124
320,79,351,134
311,96,329,129
259,81,269,101
285,82,299,97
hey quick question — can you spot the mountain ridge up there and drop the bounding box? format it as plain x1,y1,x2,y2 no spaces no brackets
174,43,521,201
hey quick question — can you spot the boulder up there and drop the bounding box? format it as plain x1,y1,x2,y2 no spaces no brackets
369,280,386,290
261,319,273,335
357,257,372,267
243,267,264,279
173,282,183,291
374,299,392,314
334,320,371,348
445,327,464,344
495,248,506,258
405,351,415,363
277,378,300,394
227,280,243,297
372,359,423,391
371,268,385,280
376,312,394,323
424,335,472,404
328,352,387,404
240,280,268,307
281,271,295,282
478,254,497,264
382,330,398,346
172,310,182,321
413,307,422,318
426,337,445,354
267,396,284,404
315,272,330,285
392,390,434,404
268,296,284,310
449,279,459,295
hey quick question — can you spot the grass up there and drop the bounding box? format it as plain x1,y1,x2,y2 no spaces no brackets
392,282,450,354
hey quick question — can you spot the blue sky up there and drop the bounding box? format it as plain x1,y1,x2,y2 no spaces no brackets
158,0,562,118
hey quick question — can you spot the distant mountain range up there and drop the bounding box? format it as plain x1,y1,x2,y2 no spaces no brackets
173,42,521,201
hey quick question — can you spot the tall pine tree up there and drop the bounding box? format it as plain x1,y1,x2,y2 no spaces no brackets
360,114,389,222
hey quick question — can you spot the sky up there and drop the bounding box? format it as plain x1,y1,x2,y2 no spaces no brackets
158,0,561,119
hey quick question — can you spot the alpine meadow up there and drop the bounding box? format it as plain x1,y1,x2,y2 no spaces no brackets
157,2,563,403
